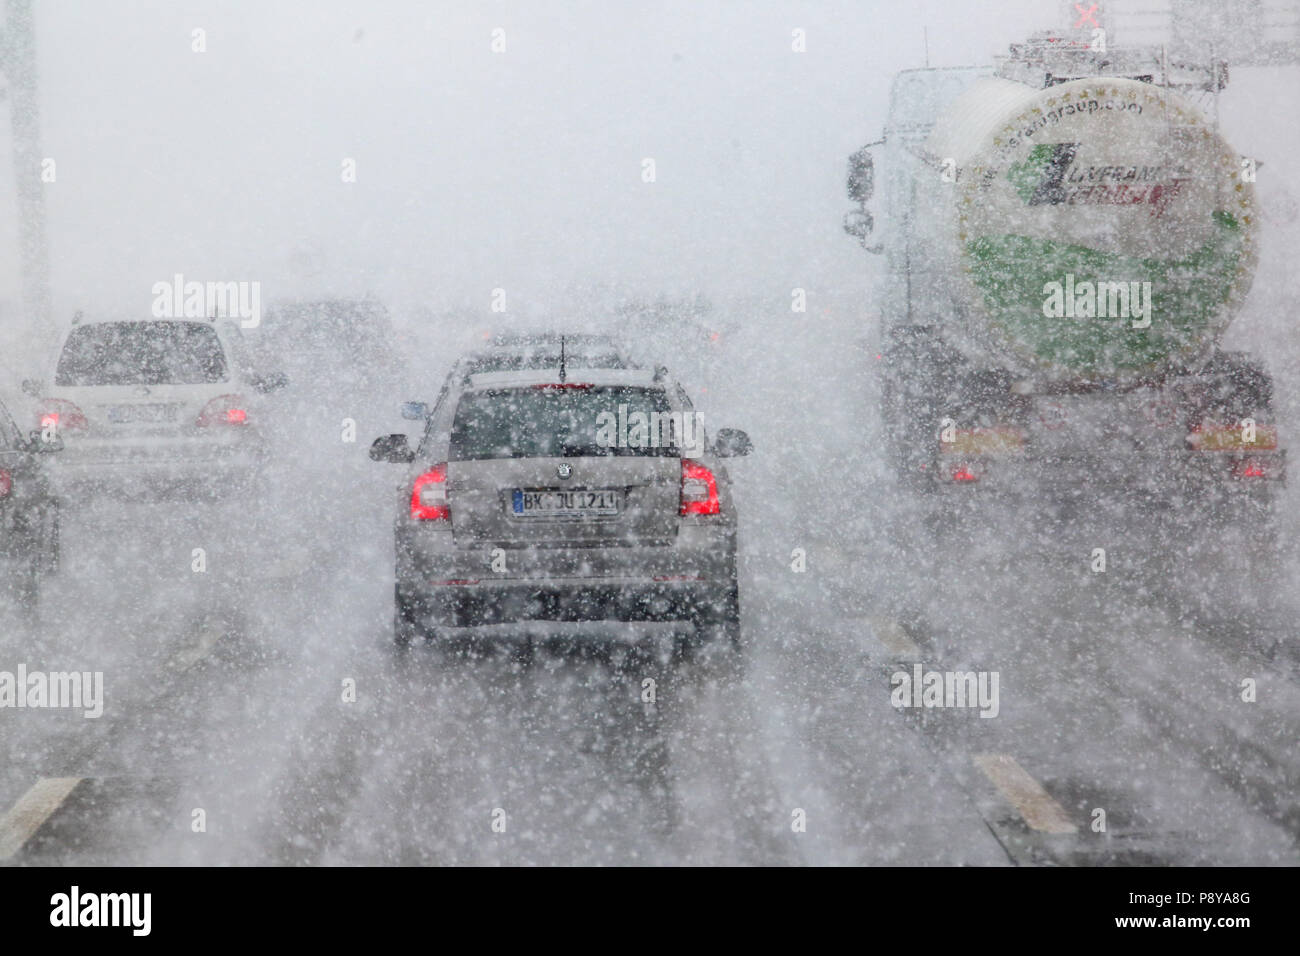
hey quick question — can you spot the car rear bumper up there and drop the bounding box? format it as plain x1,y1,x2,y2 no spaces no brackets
395,521,738,627
399,576,733,628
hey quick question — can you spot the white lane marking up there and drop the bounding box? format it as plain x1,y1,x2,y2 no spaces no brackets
0,777,82,859
870,617,923,660
972,754,1077,834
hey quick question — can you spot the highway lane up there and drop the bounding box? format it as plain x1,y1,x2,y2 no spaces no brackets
1,309,1296,866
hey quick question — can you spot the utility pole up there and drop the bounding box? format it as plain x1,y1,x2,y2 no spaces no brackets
0,0,51,337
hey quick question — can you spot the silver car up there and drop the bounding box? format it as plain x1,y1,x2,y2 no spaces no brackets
371,341,752,653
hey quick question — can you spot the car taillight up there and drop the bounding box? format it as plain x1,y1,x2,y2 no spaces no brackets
680,458,720,515
411,463,450,520
196,394,249,427
951,466,979,482
1232,457,1277,479
36,399,88,433
0,468,11,499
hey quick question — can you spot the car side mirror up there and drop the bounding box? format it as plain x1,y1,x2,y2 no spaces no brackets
21,379,44,397
400,401,430,421
712,428,752,458
27,430,63,453
370,433,415,463
253,371,289,393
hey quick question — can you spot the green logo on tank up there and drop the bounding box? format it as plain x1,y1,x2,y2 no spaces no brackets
1006,143,1078,205
965,212,1243,375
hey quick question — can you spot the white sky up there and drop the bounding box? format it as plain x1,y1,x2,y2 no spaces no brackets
0,0,1294,346
0,0,1054,324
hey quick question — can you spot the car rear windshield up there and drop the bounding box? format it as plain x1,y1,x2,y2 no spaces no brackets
54,321,229,386
450,386,695,460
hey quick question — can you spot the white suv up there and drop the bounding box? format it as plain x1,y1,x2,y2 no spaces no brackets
28,317,286,499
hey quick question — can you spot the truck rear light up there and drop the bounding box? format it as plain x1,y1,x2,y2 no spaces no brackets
0,468,11,498
196,394,249,427
411,463,450,520
1232,457,1278,480
680,458,720,515
950,465,979,482
36,399,88,433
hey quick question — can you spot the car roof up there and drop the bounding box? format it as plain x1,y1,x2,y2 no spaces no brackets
464,368,661,390
458,348,638,372
64,315,219,327
450,335,644,382
488,332,620,349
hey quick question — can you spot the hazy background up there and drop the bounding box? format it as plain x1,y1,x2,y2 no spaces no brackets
1,1,1297,378
0,2,1058,338
2,1,1298,869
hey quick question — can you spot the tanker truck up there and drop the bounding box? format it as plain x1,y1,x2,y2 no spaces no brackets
844,30,1286,544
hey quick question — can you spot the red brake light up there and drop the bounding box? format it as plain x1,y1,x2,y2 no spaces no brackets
36,399,88,433
1232,458,1270,479
0,468,11,499
951,466,979,482
531,383,592,390
196,395,249,427
411,463,450,520
680,458,720,515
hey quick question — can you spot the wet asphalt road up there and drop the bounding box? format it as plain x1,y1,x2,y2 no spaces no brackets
1,320,1296,866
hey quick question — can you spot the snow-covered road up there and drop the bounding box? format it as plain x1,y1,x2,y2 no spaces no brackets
2,306,1295,866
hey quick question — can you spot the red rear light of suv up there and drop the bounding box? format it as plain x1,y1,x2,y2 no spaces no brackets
680,458,720,515
0,468,11,499
196,394,250,427
36,399,88,433
411,463,450,521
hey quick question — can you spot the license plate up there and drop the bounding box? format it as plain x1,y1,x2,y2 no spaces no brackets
107,403,176,424
511,488,620,517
